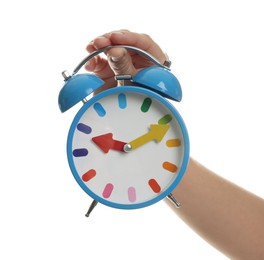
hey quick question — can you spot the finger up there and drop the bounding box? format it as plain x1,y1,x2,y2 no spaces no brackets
84,55,113,78
84,55,117,94
86,36,111,53
107,47,137,76
110,31,167,64
86,29,135,53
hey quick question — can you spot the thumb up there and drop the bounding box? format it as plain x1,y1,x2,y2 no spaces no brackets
107,47,137,76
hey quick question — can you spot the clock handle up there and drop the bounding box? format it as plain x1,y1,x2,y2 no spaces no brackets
167,193,181,208
72,45,170,75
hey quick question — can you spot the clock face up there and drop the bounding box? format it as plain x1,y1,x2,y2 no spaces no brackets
67,86,189,209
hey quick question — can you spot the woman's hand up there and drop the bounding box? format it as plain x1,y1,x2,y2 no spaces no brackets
85,29,167,92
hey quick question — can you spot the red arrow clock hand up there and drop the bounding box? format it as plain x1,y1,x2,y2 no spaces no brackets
92,133,127,153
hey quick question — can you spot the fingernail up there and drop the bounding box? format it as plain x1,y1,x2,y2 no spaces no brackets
111,31,126,37
110,56,121,62
108,53,121,63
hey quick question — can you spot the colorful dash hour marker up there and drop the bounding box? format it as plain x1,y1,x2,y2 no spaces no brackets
77,123,92,134
148,179,161,193
82,169,96,182
166,139,181,147
93,102,106,117
102,183,114,198
118,93,127,109
162,161,178,173
158,114,172,125
73,148,88,157
141,98,152,112
128,187,136,202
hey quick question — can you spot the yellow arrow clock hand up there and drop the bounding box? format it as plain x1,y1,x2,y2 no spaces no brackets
124,124,170,152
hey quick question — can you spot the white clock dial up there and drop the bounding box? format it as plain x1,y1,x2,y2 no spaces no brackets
67,86,189,209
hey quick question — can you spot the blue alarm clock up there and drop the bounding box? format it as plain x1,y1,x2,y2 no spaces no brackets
58,45,189,216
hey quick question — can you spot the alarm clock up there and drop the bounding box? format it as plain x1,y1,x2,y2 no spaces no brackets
58,45,189,216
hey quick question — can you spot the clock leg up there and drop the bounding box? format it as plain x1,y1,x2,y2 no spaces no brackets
85,199,98,217
167,193,181,208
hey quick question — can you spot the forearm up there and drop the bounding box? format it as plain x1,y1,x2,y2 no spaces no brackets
166,157,264,260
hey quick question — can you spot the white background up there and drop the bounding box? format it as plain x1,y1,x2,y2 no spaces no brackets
1,0,263,259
